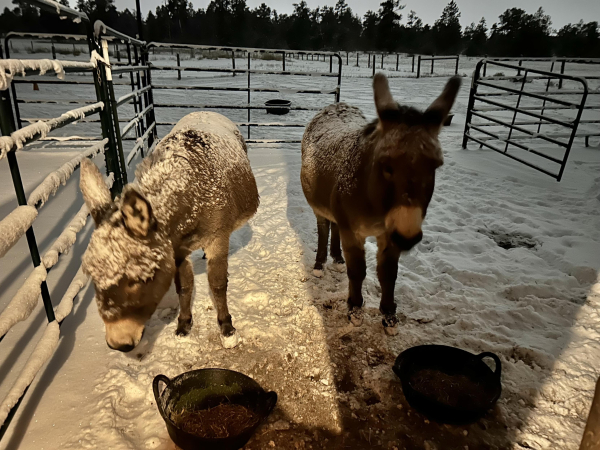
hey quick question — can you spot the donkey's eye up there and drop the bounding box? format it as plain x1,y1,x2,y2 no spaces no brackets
383,165,393,179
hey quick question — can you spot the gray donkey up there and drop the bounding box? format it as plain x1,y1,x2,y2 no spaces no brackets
301,73,460,334
80,111,259,351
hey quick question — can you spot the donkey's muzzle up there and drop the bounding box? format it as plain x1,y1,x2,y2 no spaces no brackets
107,341,135,352
391,231,423,251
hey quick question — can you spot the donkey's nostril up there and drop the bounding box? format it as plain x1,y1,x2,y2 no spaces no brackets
107,341,135,352
391,231,423,251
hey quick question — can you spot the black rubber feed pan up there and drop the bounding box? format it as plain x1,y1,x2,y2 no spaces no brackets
153,369,277,450
393,345,501,424
265,99,291,115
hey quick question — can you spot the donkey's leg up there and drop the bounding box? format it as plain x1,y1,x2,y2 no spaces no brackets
313,214,330,277
175,255,194,336
340,229,366,326
205,236,239,348
376,234,402,335
330,222,345,266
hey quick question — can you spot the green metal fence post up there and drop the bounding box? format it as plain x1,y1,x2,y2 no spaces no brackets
0,89,55,324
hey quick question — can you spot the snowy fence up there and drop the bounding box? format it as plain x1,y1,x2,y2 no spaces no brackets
462,59,592,181
351,52,461,78
0,0,133,440
147,42,342,144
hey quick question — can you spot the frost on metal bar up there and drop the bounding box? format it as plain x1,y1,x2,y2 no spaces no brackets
0,265,48,339
27,138,108,209
126,123,155,166
121,104,153,138
0,321,60,426
0,173,113,340
0,58,95,91
41,158,116,270
0,206,38,259
0,103,105,159
0,136,14,160
147,140,158,156
54,267,89,323
41,203,88,269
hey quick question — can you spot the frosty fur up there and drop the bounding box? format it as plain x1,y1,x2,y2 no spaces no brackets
301,73,461,330
81,111,259,351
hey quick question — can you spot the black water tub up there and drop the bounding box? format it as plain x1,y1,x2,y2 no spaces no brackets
393,345,501,424
265,99,291,115
153,368,277,450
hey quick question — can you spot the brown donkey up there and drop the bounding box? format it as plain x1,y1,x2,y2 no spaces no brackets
80,112,259,351
301,73,460,334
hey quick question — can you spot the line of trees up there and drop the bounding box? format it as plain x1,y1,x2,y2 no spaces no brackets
1,0,599,57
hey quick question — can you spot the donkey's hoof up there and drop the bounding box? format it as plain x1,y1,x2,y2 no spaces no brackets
176,318,193,336
313,268,324,278
348,307,364,327
220,330,241,349
331,261,345,273
382,315,399,336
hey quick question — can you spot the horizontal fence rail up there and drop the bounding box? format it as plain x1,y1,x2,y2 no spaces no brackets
416,55,460,79
146,42,342,144
0,0,130,440
462,59,589,181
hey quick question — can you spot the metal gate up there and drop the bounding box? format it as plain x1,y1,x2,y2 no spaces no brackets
462,59,589,181
146,42,342,144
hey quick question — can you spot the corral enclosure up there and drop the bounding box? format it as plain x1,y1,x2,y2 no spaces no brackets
1,4,600,450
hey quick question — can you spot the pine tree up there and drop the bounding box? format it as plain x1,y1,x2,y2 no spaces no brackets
375,0,404,51
432,0,462,53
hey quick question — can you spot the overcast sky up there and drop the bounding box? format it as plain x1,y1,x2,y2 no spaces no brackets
3,0,599,29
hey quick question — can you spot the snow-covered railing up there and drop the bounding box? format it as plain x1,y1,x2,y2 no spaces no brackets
0,103,104,160
28,138,108,208
122,104,153,138
26,0,90,24
0,0,139,440
0,321,60,426
0,59,96,91
126,122,155,166
0,145,110,341
0,138,107,260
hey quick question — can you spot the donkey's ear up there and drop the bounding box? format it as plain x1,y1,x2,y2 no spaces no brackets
121,187,155,238
80,159,112,226
373,72,399,119
424,75,462,129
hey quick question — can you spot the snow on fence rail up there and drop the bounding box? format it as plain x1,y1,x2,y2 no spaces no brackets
127,122,155,166
0,101,104,159
0,171,113,336
0,321,60,426
27,138,108,208
0,0,136,439
0,140,109,339
0,136,106,259
0,58,96,91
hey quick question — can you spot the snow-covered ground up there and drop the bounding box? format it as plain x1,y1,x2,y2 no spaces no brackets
0,51,599,450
